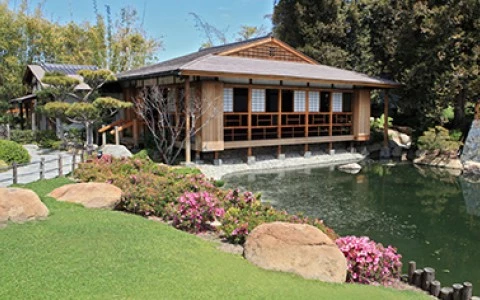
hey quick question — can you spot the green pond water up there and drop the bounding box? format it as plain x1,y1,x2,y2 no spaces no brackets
224,163,480,287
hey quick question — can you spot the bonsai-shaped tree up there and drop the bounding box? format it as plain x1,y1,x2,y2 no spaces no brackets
42,69,132,150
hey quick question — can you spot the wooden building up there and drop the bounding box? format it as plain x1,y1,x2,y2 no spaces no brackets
10,63,98,132
112,36,400,163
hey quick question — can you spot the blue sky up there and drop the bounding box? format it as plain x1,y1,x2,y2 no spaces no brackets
9,0,274,61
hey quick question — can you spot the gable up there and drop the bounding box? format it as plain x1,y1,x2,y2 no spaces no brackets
218,38,317,64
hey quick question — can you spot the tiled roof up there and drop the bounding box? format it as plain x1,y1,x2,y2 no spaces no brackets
41,63,98,75
116,35,400,88
116,35,272,80
182,55,399,87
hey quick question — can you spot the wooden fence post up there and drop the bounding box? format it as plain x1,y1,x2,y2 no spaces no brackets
133,119,138,148
40,158,45,180
72,152,77,173
452,283,463,300
431,280,441,297
422,267,435,291
58,154,63,177
462,282,473,300
12,162,17,185
408,261,416,283
80,149,85,163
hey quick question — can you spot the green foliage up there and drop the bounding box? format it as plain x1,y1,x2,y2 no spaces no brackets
0,140,30,164
132,149,151,160
42,72,80,87
170,167,202,176
10,129,60,149
214,180,225,188
43,102,71,117
0,159,8,170
273,0,480,127
65,102,98,120
417,126,463,151
370,114,393,131
93,97,132,110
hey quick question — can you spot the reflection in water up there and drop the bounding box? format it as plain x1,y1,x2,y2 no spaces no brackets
224,164,480,287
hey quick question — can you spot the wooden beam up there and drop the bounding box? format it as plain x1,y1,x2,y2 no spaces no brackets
185,76,192,164
224,135,354,149
383,91,389,148
278,89,282,139
305,89,309,152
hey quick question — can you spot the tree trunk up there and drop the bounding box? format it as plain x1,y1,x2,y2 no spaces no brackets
86,122,94,152
56,118,64,139
453,91,466,128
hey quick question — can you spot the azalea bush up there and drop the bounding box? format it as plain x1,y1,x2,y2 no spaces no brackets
221,189,337,244
166,191,225,233
336,236,402,285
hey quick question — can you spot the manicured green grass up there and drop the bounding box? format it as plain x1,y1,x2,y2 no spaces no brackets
0,178,428,299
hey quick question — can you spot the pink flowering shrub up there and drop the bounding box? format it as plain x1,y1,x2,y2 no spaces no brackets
167,191,225,233
336,236,402,285
221,189,337,244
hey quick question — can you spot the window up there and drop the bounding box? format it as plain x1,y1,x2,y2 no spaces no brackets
320,92,330,112
308,91,320,112
167,90,176,113
251,89,265,112
223,88,233,112
294,90,306,112
332,93,343,112
343,93,353,112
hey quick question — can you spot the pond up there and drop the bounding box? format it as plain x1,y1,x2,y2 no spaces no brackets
224,163,480,287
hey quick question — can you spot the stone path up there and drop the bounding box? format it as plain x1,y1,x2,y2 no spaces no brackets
196,150,365,180
0,145,80,187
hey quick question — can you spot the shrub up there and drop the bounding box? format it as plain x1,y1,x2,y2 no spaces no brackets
0,140,30,165
132,149,151,160
417,126,462,152
336,236,402,285
11,130,35,144
221,189,337,244
166,191,225,233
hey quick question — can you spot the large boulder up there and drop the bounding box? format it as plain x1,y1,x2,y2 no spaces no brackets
0,188,49,228
244,222,347,283
101,144,132,159
49,183,122,209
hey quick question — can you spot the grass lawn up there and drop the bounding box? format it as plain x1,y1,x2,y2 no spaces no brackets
0,178,429,299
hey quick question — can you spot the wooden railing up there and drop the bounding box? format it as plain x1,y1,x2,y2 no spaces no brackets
98,119,140,147
224,112,353,141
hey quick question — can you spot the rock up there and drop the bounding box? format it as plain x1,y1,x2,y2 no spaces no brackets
100,144,132,158
414,155,464,170
461,120,480,162
388,129,412,149
49,182,122,209
0,188,49,227
399,133,411,146
464,161,480,175
338,163,362,174
243,222,347,283
391,145,403,158
367,143,382,153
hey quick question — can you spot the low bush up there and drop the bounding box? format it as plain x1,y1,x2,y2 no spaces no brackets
166,191,225,233
11,129,60,149
74,157,337,245
417,126,462,152
336,236,402,285
0,140,30,165
221,189,337,244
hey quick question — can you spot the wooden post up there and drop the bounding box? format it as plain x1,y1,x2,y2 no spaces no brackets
58,154,63,177
383,91,389,148
329,92,333,137
431,280,441,297
72,152,77,173
80,149,85,163
19,102,24,130
247,87,252,158
305,89,309,153
184,76,191,164
413,269,423,288
408,261,416,283
114,126,120,145
102,124,107,145
453,284,463,300
440,287,453,300
462,282,473,300
133,119,139,148
278,89,282,140
12,162,18,185
422,267,435,291
40,157,45,180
